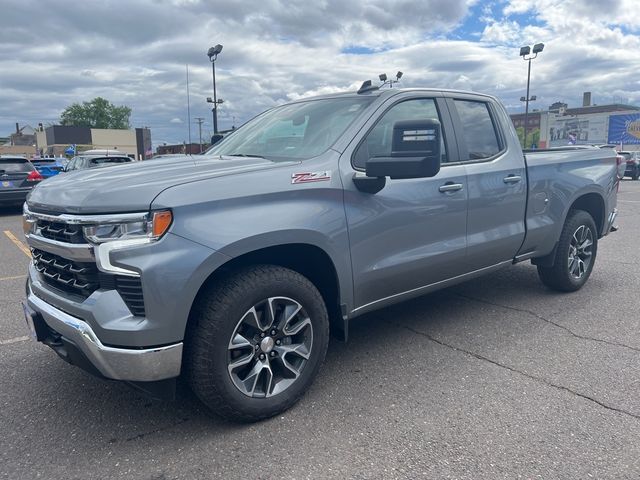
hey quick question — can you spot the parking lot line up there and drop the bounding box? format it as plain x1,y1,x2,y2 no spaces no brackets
0,274,27,281
3,230,31,258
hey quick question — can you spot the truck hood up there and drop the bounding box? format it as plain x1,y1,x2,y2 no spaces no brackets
27,155,294,214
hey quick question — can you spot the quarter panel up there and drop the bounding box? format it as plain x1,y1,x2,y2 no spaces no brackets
520,149,617,257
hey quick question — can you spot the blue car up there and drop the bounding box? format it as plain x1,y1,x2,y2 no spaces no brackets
31,157,66,178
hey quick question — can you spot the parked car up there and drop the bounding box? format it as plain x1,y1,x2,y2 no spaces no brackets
0,156,43,206
618,151,640,180
31,157,65,178
64,153,135,172
22,86,618,422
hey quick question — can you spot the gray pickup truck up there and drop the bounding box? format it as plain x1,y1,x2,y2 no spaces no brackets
22,86,619,421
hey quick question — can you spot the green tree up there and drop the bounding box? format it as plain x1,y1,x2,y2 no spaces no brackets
516,126,540,149
60,97,131,129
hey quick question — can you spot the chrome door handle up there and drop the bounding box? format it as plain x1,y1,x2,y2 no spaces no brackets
439,183,463,193
503,175,522,184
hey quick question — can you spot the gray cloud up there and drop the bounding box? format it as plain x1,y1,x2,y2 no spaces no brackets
0,0,638,147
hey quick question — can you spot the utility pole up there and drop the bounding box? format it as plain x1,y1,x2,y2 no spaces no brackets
194,117,205,153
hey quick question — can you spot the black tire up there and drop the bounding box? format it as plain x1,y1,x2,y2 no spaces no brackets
632,166,639,181
185,265,330,422
537,209,598,292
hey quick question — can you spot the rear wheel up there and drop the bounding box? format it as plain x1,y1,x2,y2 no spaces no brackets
632,166,639,180
185,265,330,422
537,210,598,292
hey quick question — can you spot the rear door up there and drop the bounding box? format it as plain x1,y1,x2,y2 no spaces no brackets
446,96,527,270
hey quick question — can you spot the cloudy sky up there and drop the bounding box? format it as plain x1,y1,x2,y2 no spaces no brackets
1,0,639,147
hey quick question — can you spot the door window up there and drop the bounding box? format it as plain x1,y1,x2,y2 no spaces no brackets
354,98,447,169
453,100,501,160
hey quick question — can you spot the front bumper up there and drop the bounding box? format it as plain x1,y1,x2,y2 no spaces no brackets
25,284,183,382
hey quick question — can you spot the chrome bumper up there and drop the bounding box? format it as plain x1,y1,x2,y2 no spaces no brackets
26,288,183,382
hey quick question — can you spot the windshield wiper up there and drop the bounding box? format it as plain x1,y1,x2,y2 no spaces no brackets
225,153,265,158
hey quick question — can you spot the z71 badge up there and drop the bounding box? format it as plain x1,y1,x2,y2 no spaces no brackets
291,171,331,184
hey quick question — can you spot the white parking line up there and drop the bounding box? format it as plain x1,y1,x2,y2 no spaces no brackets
0,336,29,346
618,200,640,203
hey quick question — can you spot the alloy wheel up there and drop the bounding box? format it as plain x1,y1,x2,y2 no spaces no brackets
568,225,593,279
227,297,313,398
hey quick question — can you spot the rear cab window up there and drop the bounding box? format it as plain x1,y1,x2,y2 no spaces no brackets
452,99,502,161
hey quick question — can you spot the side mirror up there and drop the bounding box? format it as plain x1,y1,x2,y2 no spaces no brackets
365,119,441,179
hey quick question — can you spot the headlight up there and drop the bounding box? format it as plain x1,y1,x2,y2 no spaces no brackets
89,210,172,276
83,210,172,244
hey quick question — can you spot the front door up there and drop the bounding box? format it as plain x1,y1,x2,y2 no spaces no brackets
342,96,468,311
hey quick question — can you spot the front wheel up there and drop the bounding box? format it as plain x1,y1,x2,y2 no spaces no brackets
185,265,330,422
537,209,598,292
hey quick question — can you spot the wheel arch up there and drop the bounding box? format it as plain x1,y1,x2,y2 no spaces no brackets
533,190,605,268
185,243,347,342
568,191,606,237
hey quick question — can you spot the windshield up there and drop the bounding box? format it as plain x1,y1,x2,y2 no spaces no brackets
205,96,374,160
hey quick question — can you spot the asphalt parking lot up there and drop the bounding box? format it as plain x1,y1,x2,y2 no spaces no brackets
1,181,639,480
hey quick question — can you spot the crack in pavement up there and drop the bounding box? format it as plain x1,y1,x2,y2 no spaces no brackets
602,259,640,267
396,322,640,421
124,417,190,442
455,293,640,354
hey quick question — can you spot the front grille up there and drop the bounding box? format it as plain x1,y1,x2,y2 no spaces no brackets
32,248,99,298
32,248,146,317
37,219,85,244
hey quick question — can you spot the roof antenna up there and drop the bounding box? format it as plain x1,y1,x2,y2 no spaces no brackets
357,80,380,94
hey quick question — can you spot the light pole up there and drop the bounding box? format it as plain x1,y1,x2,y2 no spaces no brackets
519,43,544,149
207,43,223,135
206,97,224,133
519,94,536,147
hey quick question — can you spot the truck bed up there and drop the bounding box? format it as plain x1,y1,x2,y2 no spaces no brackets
518,147,618,260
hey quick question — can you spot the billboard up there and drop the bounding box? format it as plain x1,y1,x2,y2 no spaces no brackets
547,114,608,147
608,113,640,145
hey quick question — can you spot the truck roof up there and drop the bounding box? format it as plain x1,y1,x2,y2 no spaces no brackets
289,86,498,103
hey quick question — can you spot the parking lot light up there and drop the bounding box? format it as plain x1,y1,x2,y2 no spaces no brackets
520,43,544,148
207,44,223,134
